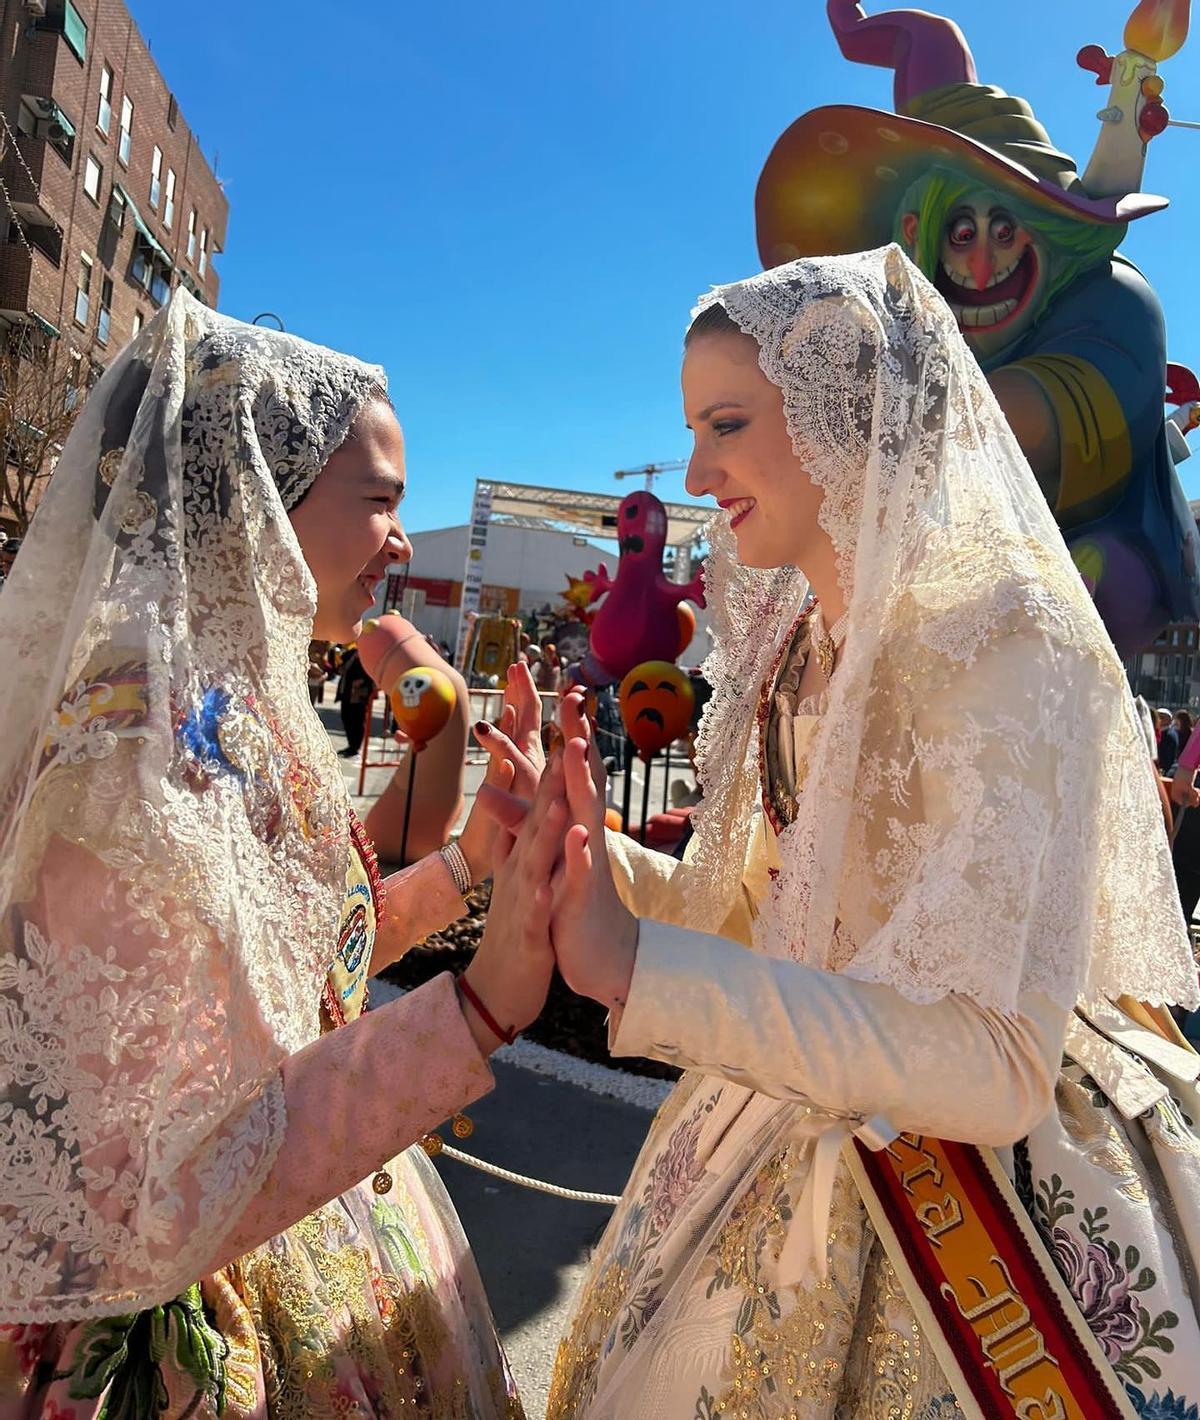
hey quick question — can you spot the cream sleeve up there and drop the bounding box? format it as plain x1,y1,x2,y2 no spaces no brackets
612,921,1065,1147
605,811,778,948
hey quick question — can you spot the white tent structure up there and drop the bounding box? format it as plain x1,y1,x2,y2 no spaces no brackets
453,479,711,662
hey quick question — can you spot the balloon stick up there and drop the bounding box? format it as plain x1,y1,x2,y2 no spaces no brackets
399,745,419,867
621,735,634,835
662,740,672,814
640,751,653,846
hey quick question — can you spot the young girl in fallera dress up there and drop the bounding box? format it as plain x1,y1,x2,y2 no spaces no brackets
0,293,564,1418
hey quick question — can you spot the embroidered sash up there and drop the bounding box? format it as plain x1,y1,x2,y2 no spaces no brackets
847,1132,1137,1420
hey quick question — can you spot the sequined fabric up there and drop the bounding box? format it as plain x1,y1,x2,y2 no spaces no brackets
0,839,523,1420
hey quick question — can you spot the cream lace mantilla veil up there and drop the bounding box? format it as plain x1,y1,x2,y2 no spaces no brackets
685,245,1198,1017
0,291,386,1321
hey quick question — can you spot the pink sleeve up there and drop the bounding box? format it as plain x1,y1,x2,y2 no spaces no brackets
1178,734,1200,773
201,972,492,1272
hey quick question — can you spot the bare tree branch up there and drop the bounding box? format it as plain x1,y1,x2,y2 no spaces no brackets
0,327,98,535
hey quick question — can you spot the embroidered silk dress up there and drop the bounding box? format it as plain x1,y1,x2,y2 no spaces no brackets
548,613,1200,1420
0,299,524,1419
0,798,522,1420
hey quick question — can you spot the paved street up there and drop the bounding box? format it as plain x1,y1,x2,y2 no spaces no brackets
433,1059,657,1414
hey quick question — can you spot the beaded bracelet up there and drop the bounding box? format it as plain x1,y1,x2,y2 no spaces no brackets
438,840,472,898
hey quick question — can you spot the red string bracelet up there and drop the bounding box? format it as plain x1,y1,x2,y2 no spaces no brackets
457,974,517,1045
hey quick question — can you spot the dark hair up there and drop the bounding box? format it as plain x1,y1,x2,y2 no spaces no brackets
1176,710,1194,734
684,302,742,346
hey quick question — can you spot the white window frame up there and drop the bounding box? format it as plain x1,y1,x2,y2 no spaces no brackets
83,153,102,202
97,63,113,136
163,167,176,228
97,276,113,345
74,252,93,328
118,96,133,166
186,207,197,261
132,310,144,336
149,145,162,210
198,226,209,277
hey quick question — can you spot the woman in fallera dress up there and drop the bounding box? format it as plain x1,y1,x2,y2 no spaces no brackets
527,246,1200,1418
0,291,563,1419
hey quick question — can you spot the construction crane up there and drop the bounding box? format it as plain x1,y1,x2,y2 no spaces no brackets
613,459,687,491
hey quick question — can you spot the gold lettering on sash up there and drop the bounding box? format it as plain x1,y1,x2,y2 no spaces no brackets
916,1193,964,1246
1016,1394,1068,1420
888,1133,945,1194
940,1256,1061,1396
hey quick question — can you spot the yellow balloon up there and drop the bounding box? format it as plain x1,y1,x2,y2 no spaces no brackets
389,666,457,749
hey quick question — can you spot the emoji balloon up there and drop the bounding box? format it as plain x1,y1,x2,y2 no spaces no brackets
389,666,457,750
619,661,695,760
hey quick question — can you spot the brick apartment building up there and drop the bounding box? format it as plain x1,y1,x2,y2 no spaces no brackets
0,0,228,534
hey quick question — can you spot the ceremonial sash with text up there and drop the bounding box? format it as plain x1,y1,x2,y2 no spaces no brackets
847,1132,1137,1420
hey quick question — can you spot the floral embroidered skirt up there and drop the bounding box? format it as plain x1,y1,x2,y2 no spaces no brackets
548,1065,1200,1420
1,1145,523,1420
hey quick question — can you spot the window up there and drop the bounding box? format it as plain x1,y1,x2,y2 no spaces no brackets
63,1,87,61
167,94,178,131
118,97,132,166
97,63,113,135
97,276,113,345
150,266,170,307
131,248,150,290
74,252,92,327
132,310,144,336
39,1,88,62
198,226,208,277
149,146,161,210
186,208,197,261
83,154,102,202
1173,629,1182,646
164,168,176,228
107,185,126,231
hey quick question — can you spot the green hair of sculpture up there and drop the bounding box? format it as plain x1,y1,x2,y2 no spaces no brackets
894,167,1126,319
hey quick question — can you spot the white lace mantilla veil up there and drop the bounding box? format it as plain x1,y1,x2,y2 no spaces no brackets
684,244,1199,1017
0,290,386,1322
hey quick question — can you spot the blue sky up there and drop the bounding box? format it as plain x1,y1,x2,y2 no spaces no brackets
129,0,1200,531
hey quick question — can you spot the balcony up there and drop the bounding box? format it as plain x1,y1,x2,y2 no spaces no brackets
0,136,62,230
0,243,34,319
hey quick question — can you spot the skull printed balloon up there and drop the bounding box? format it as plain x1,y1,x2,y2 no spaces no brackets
389,665,457,750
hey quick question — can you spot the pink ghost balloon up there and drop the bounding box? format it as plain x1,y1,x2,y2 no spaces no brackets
581,491,705,685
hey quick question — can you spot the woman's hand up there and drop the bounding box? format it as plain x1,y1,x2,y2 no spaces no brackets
558,688,609,799
459,662,546,882
460,754,566,1055
548,735,638,1013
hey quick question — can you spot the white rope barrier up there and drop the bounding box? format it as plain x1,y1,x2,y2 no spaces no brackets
436,1143,621,1206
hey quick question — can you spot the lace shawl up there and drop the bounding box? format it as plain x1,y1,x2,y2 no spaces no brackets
0,292,386,1321
684,245,1198,1016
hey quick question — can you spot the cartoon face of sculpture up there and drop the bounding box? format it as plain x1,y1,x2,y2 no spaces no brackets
618,493,668,558
901,190,1047,362
397,670,433,709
